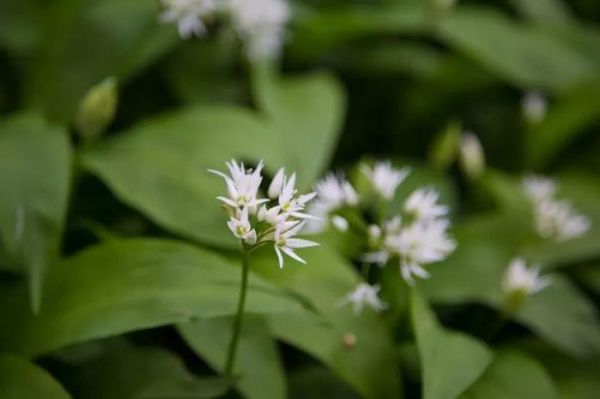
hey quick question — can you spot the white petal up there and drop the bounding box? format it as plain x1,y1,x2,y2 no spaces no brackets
286,238,319,248
274,245,284,268
281,246,307,264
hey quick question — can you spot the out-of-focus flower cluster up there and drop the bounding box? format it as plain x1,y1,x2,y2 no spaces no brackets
306,161,456,314
522,175,590,242
159,0,289,59
210,160,318,267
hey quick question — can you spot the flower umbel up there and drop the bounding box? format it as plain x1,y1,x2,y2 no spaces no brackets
361,161,410,200
210,159,319,267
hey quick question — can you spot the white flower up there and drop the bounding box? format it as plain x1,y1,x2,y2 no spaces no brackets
534,199,590,242
459,132,485,179
314,173,358,210
522,91,547,123
209,159,267,210
522,175,556,203
331,215,349,232
268,167,285,199
226,207,257,244
277,172,317,218
503,258,550,296
385,219,456,284
338,283,387,315
361,161,410,200
273,221,319,268
160,0,217,39
228,0,289,59
404,188,448,222
362,250,390,266
368,224,382,241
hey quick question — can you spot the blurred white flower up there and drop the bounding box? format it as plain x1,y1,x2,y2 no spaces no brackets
160,0,217,39
522,91,547,123
522,175,556,203
338,283,387,315
385,219,456,284
368,224,382,241
228,0,290,59
503,258,550,296
273,221,319,268
361,161,410,200
522,175,590,242
304,173,358,233
534,199,590,242
331,215,349,232
404,188,448,222
459,132,485,179
362,250,390,266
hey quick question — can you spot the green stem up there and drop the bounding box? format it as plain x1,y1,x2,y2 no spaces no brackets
224,250,250,378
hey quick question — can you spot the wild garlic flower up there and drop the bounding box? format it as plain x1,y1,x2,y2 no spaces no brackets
229,0,290,59
160,0,217,39
522,91,547,123
503,258,550,297
361,161,410,200
338,283,387,315
210,159,318,267
522,175,590,242
404,188,448,222
304,173,358,233
363,188,455,284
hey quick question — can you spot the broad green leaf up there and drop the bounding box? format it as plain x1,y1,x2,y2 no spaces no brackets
252,67,346,187
0,355,71,398
411,289,493,399
250,246,402,399
438,7,595,90
178,316,286,399
0,238,299,356
82,105,288,248
289,366,361,399
24,0,177,123
64,339,231,399
460,350,558,399
526,81,600,169
0,113,72,312
509,0,572,27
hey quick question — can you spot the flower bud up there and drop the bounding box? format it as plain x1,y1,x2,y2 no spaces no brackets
522,91,546,124
459,132,485,180
331,215,349,232
268,167,285,199
76,77,118,143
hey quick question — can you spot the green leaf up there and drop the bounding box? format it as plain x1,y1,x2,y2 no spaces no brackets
0,355,71,398
411,289,493,399
509,0,572,27
65,339,232,399
82,105,288,248
178,316,286,399
460,350,558,399
252,66,346,187
438,7,595,90
0,238,300,356
250,246,402,399
24,0,177,123
0,112,72,313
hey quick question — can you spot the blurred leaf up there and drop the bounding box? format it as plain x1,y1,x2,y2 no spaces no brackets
438,7,595,90
250,246,402,399
82,105,288,248
252,67,346,187
289,366,361,399
0,238,300,356
0,354,71,398
24,0,177,123
574,266,600,295
178,316,286,399
460,350,558,399
509,0,572,27
0,0,41,54
411,289,493,399
0,113,72,313
66,339,231,399
526,81,600,169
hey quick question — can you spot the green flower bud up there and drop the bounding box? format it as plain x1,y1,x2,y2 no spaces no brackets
459,132,486,180
76,77,118,143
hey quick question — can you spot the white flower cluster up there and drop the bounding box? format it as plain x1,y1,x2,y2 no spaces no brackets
503,257,550,297
159,0,289,59
305,173,358,233
365,187,456,285
210,160,318,267
522,175,590,242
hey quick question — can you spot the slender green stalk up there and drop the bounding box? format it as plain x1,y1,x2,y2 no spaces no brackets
224,250,250,377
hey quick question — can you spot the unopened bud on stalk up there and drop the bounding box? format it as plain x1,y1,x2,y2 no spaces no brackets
76,77,118,143
459,132,485,180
